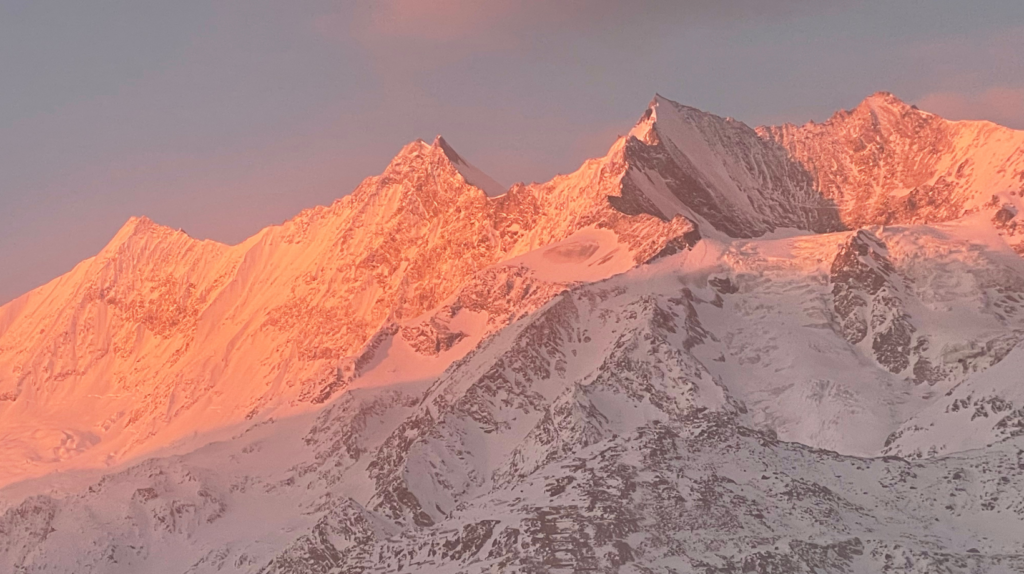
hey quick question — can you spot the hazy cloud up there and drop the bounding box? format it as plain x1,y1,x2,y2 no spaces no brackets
917,86,1024,129
344,0,843,63
907,23,1024,128
358,0,826,39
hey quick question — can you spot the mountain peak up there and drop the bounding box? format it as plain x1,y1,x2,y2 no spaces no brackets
852,91,914,117
629,94,673,143
432,135,460,162
631,94,730,141
110,215,163,242
431,135,506,197
619,93,844,237
802,91,920,134
98,215,194,258
640,93,682,121
378,136,505,197
122,214,154,231
393,138,433,160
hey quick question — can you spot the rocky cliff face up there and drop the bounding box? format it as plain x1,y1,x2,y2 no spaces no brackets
2,92,1024,573
829,230,915,374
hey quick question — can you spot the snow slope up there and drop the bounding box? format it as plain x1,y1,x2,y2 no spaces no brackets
4,247,1024,573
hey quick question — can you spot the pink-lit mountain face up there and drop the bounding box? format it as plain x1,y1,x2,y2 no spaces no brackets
3,93,1024,573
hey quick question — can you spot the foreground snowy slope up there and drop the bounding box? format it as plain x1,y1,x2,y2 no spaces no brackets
2,92,1024,572
4,249,1024,573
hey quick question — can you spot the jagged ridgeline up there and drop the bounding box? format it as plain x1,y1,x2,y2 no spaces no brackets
2,93,1024,573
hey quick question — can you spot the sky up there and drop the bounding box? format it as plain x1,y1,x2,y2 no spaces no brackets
1,0,1022,304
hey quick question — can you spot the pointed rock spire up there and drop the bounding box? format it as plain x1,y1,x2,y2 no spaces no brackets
376,136,504,197
101,215,164,252
97,215,205,263
431,135,506,197
852,91,916,122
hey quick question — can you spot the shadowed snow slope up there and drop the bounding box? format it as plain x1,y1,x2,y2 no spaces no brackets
2,93,1024,573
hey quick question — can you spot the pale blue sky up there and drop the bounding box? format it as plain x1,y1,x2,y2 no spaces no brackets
2,0,1022,303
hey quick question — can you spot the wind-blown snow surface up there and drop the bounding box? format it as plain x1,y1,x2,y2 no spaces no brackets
3,93,1024,573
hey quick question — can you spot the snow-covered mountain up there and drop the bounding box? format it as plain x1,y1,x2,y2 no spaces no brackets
2,92,1024,573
